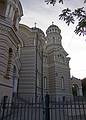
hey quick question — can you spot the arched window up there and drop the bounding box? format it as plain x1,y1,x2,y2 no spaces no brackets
5,48,13,78
61,76,64,89
58,54,65,63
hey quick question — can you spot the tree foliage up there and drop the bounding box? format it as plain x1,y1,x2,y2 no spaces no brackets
59,7,86,36
45,0,63,5
45,0,86,36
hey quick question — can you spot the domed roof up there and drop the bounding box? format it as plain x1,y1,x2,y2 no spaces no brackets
46,24,61,35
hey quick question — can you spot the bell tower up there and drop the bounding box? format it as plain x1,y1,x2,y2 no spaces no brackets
46,24,72,97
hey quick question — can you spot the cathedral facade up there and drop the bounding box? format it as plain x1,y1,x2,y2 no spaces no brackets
0,0,23,100
0,0,82,100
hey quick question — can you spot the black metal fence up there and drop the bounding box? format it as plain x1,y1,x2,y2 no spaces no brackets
0,95,86,120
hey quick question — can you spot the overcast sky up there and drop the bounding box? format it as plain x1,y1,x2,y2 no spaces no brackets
20,0,86,79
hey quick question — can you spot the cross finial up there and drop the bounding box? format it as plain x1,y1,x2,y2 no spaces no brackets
52,21,54,25
34,22,37,28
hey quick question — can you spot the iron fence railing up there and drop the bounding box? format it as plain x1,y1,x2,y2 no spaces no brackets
0,95,86,120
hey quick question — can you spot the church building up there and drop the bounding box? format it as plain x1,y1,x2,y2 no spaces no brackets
0,0,82,100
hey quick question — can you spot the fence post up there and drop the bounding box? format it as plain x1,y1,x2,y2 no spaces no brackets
45,94,50,120
1,96,8,120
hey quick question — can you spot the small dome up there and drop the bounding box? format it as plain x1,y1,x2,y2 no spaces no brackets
31,27,45,37
46,24,61,35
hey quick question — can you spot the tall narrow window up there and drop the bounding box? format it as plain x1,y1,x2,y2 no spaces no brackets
44,76,47,89
61,76,64,89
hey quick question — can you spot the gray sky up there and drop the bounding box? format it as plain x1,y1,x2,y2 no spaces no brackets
20,0,86,79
